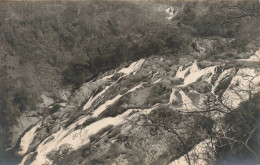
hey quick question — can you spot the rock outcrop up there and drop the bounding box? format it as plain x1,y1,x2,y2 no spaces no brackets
16,50,260,165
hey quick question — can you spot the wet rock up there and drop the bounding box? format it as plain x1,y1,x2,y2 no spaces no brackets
48,123,61,134
11,115,40,147
130,88,150,106
170,77,184,85
52,109,66,120
39,93,54,108
42,116,53,126
70,79,110,107
192,81,212,94
170,65,179,75
211,66,224,85
18,52,260,165
198,60,212,69
58,90,71,101
160,77,172,86
179,57,194,65
171,90,182,105
29,127,48,151
214,70,236,97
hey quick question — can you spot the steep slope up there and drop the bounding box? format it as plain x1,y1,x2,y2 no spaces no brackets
15,50,260,165
0,1,176,158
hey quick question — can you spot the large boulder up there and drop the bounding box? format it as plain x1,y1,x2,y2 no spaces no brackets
69,79,110,107
192,81,212,94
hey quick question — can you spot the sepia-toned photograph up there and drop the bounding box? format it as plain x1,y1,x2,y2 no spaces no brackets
0,0,259,164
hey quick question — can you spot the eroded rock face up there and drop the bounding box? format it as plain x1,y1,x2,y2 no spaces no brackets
11,115,40,147
39,93,54,108
69,79,111,107
192,81,212,94
16,51,260,165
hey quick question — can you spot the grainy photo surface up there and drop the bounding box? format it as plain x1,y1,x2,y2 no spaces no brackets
0,0,259,165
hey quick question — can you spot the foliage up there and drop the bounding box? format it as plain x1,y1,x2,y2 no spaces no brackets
12,88,29,112
46,144,73,165
194,18,222,37
0,78,35,128
177,1,242,38
64,111,85,128
82,117,97,127
62,62,93,88
89,125,113,143
89,134,101,143
81,143,92,158
100,98,125,118
215,92,260,164
194,115,215,134
149,106,183,129
0,1,190,90
0,92,10,127
229,38,248,53
145,84,171,105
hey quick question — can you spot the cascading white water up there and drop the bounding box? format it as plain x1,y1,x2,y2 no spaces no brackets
183,65,216,86
179,90,195,111
221,68,260,109
18,122,41,155
92,83,143,117
170,139,215,165
20,60,146,165
169,88,178,104
83,86,111,111
19,54,260,165
29,110,134,165
118,59,145,75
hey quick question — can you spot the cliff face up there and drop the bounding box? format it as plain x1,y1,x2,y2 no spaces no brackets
14,50,259,165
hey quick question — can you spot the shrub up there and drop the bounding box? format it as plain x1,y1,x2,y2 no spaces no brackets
226,53,234,58
216,93,260,164
100,98,127,117
149,107,183,127
223,29,235,38
62,62,93,89
145,84,171,105
12,88,29,112
46,144,73,165
64,111,85,128
89,134,101,143
0,94,9,127
89,125,113,143
229,38,248,53
194,19,221,37
4,32,14,46
97,125,113,136
194,115,214,134
81,143,92,158
82,117,97,127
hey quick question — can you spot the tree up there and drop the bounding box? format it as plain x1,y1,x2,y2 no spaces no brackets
129,70,260,165
220,0,260,20
12,88,29,112
62,62,93,89
46,144,73,165
215,93,260,164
